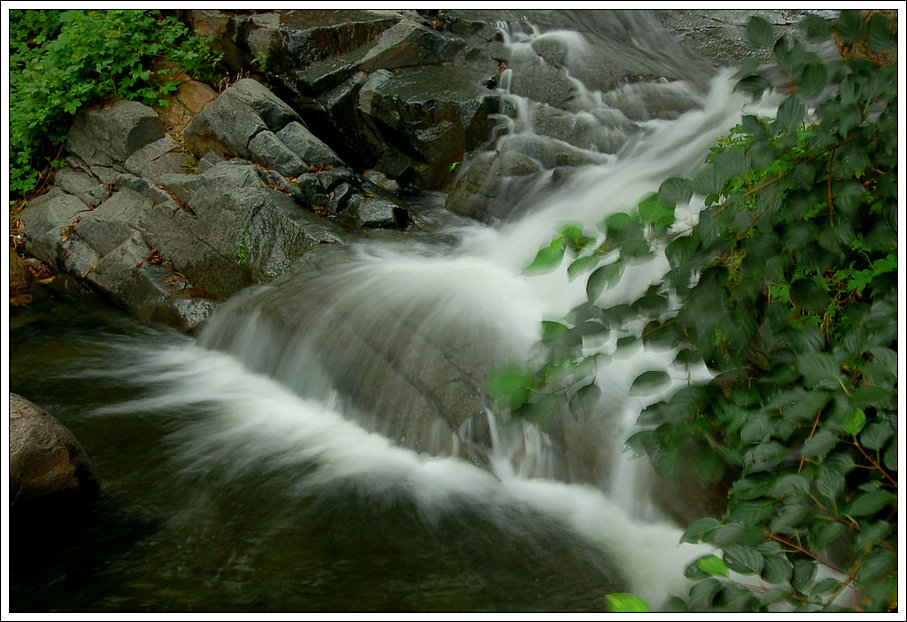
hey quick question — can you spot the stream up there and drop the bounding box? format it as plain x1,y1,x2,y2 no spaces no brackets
9,14,787,613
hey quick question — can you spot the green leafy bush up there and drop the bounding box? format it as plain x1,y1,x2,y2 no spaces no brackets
491,11,897,612
9,9,222,198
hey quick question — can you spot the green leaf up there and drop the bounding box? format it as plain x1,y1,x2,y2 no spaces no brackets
760,555,793,584
796,352,841,389
842,408,866,436
810,577,841,598
867,12,894,53
856,548,897,583
836,9,867,45
860,421,893,451
697,555,729,577
665,235,698,268
567,255,600,281
853,520,892,551
801,429,839,460
743,442,786,473
771,503,808,534
882,441,896,472
809,520,847,550
747,15,775,49
605,593,650,613
768,473,810,498
800,14,833,41
658,177,693,205
799,62,828,100
815,468,845,500
488,364,532,411
637,193,676,231
586,262,622,302
524,236,564,273
790,559,817,595
848,490,895,517
724,545,764,575
775,95,805,132
740,414,773,443
540,321,568,342
681,517,721,543
689,578,723,607
629,370,671,396
735,73,773,99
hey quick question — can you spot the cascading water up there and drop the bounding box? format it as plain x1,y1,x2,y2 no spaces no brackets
10,13,792,612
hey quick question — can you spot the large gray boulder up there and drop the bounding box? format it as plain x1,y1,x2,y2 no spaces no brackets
10,393,99,511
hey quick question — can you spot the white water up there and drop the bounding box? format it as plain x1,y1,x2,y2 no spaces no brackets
93,337,712,608
88,20,790,610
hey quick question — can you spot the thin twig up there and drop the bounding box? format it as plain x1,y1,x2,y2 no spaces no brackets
798,408,824,474
764,530,848,575
854,440,897,487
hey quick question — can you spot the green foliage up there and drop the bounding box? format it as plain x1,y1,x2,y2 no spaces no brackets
234,228,255,266
605,592,651,612
488,10,897,612
9,9,223,198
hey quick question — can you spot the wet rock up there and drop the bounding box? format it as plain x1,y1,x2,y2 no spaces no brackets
184,79,342,178
338,192,409,230
10,393,99,511
124,135,184,178
53,167,109,208
65,100,166,171
445,150,546,222
275,121,344,169
356,65,499,188
17,189,93,267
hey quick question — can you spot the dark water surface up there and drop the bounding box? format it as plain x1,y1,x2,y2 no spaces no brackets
9,292,634,613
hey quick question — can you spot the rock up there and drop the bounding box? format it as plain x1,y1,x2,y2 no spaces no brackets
141,160,348,299
17,189,93,267
53,167,109,208
275,122,344,169
184,79,342,177
338,192,409,230
10,393,99,511
73,187,151,257
64,100,166,171
356,65,500,188
357,19,465,72
157,79,219,134
124,135,184,178
445,150,543,222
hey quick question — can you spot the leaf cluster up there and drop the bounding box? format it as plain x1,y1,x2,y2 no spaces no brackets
489,11,897,612
9,10,224,198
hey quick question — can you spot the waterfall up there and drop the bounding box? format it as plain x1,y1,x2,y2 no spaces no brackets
68,15,788,611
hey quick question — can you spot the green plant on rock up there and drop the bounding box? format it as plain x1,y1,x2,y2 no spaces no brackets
489,11,896,612
234,228,255,267
9,9,223,198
